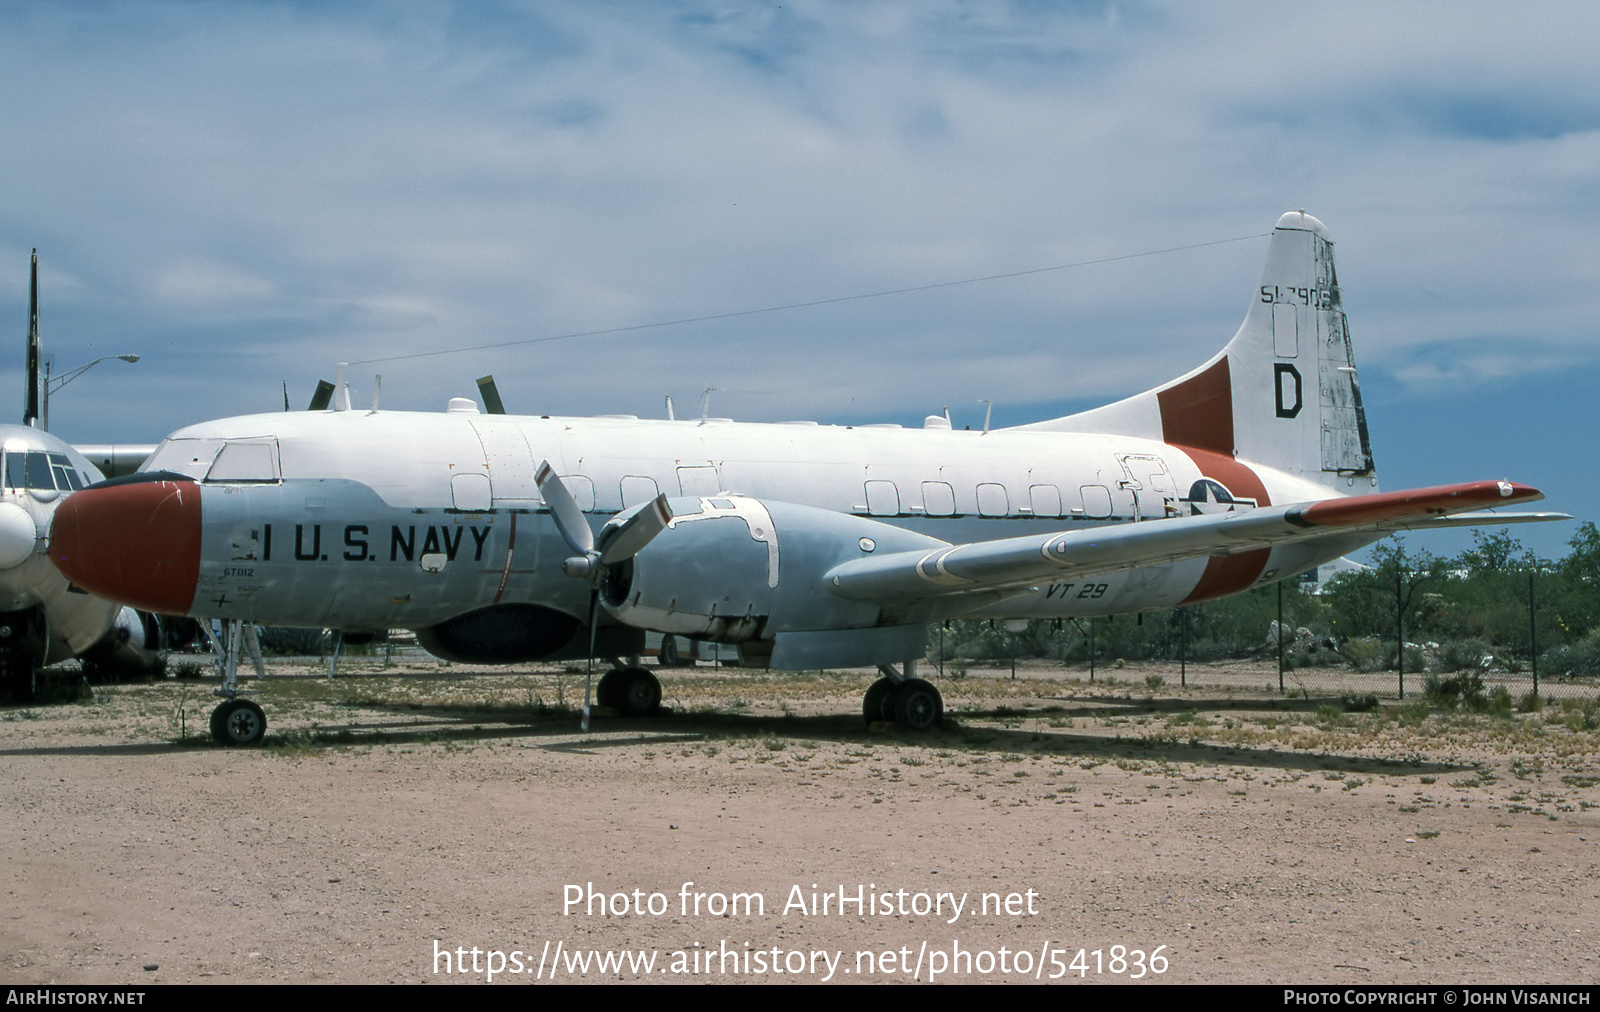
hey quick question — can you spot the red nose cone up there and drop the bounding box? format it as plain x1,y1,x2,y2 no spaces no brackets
49,480,202,615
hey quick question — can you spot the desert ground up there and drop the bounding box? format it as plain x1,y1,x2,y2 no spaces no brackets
2,654,1597,985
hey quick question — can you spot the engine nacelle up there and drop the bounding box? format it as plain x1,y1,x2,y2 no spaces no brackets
598,496,946,646
79,607,166,681
415,603,643,664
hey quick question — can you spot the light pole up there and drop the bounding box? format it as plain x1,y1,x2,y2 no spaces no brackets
42,354,139,432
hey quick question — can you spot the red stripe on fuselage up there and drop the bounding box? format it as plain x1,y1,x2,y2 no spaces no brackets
1158,356,1233,457
1181,548,1271,605
1156,358,1273,601
1180,446,1271,508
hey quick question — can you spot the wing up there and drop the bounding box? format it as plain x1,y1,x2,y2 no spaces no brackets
824,480,1566,602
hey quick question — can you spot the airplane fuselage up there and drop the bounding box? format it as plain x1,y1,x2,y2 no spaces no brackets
116,406,1372,646
0,425,134,696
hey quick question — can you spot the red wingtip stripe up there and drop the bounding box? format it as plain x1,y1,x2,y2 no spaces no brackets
1293,481,1542,528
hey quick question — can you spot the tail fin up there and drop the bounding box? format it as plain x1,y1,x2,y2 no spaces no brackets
1018,211,1377,493
23,249,40,428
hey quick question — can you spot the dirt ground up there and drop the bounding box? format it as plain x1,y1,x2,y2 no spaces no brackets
2,656,1597,985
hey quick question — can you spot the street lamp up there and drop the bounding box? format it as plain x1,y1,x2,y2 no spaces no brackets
42,354,139,432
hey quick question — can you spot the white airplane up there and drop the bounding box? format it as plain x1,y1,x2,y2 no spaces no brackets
0,252,160,702
47,212,1565,741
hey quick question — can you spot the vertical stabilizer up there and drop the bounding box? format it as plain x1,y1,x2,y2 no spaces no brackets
1017,211,1377,492
23,250,40,428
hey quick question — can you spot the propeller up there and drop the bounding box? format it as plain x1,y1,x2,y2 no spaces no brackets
477,375,507,415
307,380,335,411
534,461,673,731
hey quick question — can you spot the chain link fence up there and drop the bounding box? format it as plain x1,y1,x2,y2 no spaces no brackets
930,527,1600,705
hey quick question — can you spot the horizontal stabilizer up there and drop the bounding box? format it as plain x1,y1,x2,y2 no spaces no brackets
1375,510,1572,532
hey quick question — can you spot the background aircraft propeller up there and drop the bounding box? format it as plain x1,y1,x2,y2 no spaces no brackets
476,375,506,415
307,380,335,411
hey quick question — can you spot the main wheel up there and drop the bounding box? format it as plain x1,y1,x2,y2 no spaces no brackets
862,677,896,726
211,699,266,746
595,668,625,710
0,648,36,704
891,679,943,732
616,667,662,717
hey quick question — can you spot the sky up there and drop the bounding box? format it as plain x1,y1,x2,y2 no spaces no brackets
0,1,1594,558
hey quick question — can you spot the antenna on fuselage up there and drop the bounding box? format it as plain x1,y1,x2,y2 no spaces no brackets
979,398,992,434
698,387,719,425
369,374,382,414
332,362,351,411
665,394,675,421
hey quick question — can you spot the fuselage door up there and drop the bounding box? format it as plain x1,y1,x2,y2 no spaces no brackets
1116,454,1178,520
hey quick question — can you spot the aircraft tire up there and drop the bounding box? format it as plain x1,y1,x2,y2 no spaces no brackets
657,636,682,668
891,679,942,732
211,699,267,746
616,667,661,717
595,668,624,710
0,649,33,704
862,677,896,726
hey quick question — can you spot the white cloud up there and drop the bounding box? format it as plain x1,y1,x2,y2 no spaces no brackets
0,0,1595,464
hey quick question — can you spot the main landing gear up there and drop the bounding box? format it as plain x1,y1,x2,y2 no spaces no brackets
210,619,266,745
863,662,943,732
596,665,663,717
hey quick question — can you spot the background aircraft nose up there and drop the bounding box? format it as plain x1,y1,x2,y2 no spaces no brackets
0,503,38,569
48,480,201,614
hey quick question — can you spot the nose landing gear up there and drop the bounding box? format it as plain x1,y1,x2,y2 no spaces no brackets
209,619,266,746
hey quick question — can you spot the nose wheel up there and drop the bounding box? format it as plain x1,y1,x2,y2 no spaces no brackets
208,618,266,745
210,698,266,745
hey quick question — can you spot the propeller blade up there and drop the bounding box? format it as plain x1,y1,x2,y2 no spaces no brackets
597,494,674,565
307,380,335,411
477,375,507,415
534,460,595,557
582,590,598,732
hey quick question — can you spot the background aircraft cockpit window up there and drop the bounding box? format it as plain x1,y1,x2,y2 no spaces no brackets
3,450,86,492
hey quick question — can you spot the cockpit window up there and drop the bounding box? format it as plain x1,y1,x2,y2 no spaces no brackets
143,437,224,480
205,440,280,484
3,451,86,492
